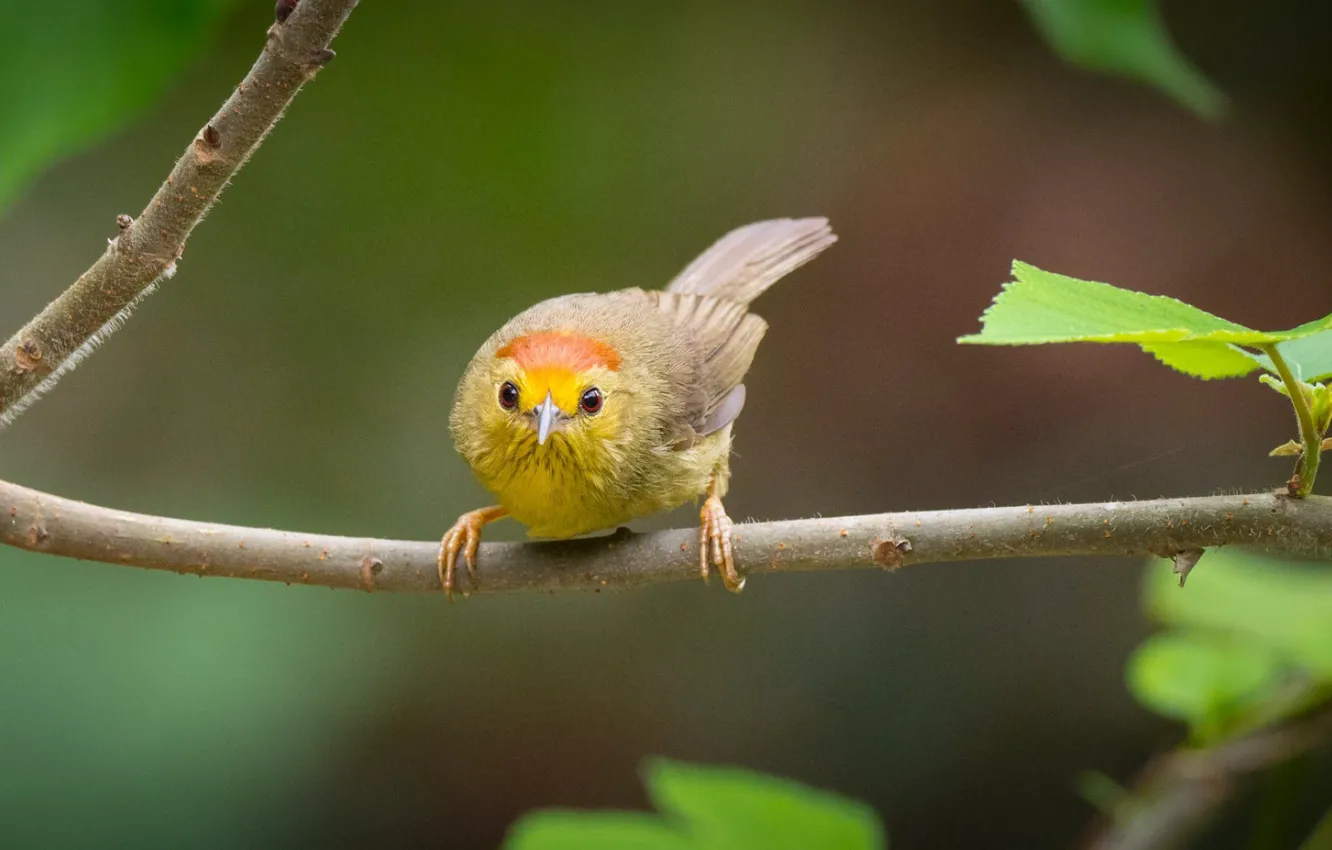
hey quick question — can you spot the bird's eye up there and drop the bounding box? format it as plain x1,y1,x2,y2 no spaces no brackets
498,381,519,410
579,387,603,415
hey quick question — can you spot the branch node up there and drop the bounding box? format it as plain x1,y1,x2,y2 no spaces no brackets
201,123,222,148
1285,474,1303,498
359,554,383,592
193,128,225,166
275,0,299,23
12,340,42,375
302,48,336,78
25,524,49,547
115,214,134,231
873,534,912,571
1151,545,1206,587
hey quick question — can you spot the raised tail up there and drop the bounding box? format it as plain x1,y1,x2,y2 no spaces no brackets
665,217,836,305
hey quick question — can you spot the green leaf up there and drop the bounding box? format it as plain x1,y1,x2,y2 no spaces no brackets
0,0,239,215
1020,0,1227,121
959,262,1332,346
1126,630,1285,743
1255,331,1332,383
1126,552,1332,742
646,759,884,850
506,813,692,850
1270,440,1303,457
504,759,885,850
1140,341,1265,380
1144,551,1332,678
958,262,1332,380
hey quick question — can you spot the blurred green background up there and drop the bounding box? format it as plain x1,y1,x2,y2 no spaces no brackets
3,1,1332,847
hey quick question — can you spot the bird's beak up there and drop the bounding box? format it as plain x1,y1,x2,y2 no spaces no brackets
535,391,559,445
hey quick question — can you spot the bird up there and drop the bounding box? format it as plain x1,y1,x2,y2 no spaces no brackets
439,217,837,597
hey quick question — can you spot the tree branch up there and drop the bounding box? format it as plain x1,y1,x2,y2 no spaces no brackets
3,480,1330,593
0,0,359,429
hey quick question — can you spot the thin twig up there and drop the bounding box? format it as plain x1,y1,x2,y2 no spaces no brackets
1083,701,1332,850
3,481,1330,593
0,0,359,429
1300,803,1332,850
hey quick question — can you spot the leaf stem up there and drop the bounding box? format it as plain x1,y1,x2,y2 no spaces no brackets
1262,344,1322,497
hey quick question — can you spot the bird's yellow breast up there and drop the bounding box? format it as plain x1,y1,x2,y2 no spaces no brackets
471,430,626,537
469,426,729,539
486,456,624,538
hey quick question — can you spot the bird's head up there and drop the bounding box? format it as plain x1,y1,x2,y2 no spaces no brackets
461,330,629,460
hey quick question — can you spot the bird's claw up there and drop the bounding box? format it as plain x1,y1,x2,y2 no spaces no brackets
699,493,743,592
438,510,487,601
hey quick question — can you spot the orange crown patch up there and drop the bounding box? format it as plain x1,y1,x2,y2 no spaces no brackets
496,331,621,373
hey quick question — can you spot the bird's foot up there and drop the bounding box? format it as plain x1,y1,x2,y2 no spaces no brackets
699,493,744,592
438,506,507,600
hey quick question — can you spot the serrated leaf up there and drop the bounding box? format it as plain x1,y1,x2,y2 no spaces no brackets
959,262,1332,346
503,759,885,850
959,262,1332,380
1144,551,1332,678
1020,0,1227,121
0,1,239,216
1126,630,1285,743
1141,341,1264,379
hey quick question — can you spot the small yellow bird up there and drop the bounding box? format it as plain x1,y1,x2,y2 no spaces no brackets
440,218,836,596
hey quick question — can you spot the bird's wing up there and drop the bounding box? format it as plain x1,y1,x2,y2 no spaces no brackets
665,217,836,306
628,218,834,443
649,290,767,438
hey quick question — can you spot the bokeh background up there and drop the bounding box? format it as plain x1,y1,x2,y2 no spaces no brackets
2,1,1331,847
